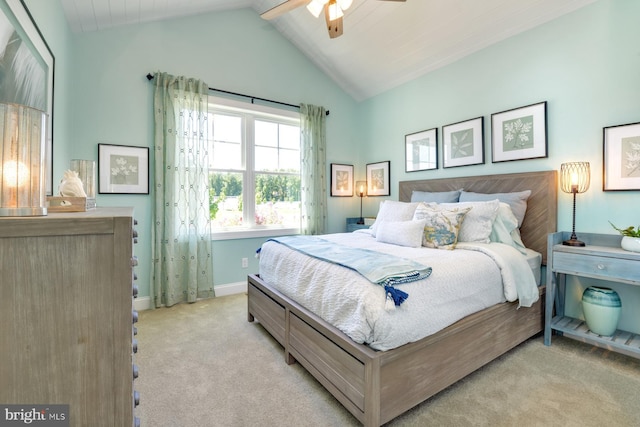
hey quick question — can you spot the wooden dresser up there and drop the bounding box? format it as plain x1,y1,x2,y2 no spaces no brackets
0,208,139,426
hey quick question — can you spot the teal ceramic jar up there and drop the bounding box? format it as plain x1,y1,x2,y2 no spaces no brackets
581,286,621,336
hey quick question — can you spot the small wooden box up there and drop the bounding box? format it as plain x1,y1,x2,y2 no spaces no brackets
47,196,96,212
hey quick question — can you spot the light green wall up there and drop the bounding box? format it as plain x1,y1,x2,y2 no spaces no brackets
23,2,360,297
357,0,639,233
356,0,640,331
22,1,640,317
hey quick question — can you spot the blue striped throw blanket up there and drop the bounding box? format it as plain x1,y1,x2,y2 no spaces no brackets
267,236,432,306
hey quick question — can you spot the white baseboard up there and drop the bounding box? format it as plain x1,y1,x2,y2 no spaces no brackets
214,281,247,297
134,281,247,311
133,296,152,311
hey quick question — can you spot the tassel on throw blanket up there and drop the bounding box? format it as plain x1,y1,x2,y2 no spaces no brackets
266,236,432,308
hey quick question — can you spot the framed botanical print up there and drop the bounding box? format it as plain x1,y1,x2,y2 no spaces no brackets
330,163,353,196
98,144,149,194
491,101,547,162
366,161,390,196
405,128,438,172
603,121,640,191
442,117,484,168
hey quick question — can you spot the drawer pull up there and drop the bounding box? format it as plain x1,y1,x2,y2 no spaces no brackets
131,256,138,267
133,326,137,336
133,364,139,379
132,310,138,324
134,390,140,406
132,284,138,298
135,417,140,427
132,339,138,353
597,263,605,270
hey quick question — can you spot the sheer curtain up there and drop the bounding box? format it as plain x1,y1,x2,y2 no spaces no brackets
151,72,214,308
299,104,328,235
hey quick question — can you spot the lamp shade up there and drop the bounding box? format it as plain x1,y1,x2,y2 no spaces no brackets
356,181,367,197
560,162,590,194
0,103,47,216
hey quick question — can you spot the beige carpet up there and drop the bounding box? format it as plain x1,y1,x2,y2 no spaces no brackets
136,294,640,426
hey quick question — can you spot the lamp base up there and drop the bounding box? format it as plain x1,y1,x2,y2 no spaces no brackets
562,238,585,247
0,207,47,217
356,217,364,225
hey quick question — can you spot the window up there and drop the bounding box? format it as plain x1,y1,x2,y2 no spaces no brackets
208,97,301,239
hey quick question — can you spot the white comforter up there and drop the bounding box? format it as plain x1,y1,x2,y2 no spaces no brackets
258,230,539,351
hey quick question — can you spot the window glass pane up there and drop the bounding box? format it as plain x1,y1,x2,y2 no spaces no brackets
209,172,243,228
255,146,278,172
255,120,278,147
212,141,241,169
255,173,300,227
213,114,241,142
212,113,242,169
279,124,300,149
279,148,300,172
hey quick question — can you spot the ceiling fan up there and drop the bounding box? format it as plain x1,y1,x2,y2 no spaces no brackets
261,0,406,39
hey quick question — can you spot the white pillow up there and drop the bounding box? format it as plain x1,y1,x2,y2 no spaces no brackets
440,199,500,243
376,219,427,248
370,201,420,237
459,190,531,227
490,202,528,254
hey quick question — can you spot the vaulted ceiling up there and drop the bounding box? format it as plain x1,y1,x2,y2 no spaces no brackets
59,0,596,101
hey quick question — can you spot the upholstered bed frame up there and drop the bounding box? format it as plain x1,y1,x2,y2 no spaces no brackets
247,170,557,426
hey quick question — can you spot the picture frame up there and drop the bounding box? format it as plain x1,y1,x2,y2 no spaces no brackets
603,121,640,191
366,161,390,196
491,101,547,163
330,163,354,196
1,0,55,194
442,117,484,168
98,144,149,194
405,128,438,172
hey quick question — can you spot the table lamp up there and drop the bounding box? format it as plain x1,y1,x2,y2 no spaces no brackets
356,180,367,224
0,103,47,217
560,162,590,246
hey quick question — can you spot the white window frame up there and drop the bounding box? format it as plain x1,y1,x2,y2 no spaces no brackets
209,97,301,241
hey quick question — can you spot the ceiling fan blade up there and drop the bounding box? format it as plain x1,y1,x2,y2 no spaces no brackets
261,0,309,20
325,5,343,39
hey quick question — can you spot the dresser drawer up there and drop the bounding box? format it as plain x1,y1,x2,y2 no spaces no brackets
553,251,639,284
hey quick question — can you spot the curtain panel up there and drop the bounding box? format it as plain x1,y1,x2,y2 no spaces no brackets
151,72,214,308
300,103,328,235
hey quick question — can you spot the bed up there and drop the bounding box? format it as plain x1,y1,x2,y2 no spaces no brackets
247,170,557,426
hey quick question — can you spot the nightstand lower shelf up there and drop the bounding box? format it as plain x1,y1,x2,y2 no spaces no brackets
551,315,640,359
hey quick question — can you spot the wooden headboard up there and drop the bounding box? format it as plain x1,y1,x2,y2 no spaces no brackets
399,170,557,265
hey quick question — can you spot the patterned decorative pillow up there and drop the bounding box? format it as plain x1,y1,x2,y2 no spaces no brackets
413,203,471,249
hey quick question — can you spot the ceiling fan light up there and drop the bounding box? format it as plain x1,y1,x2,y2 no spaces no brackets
337,0,353,11
327,0,344,21
306,0,327,18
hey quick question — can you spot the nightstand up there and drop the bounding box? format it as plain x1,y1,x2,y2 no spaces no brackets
346,217,372,232
545,231,640,359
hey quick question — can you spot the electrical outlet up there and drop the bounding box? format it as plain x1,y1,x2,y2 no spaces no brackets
241,257,248,268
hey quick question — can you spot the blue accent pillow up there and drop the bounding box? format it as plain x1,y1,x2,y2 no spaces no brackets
410,189,461,203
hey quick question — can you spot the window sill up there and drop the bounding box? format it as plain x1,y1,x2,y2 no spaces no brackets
211,227,299,241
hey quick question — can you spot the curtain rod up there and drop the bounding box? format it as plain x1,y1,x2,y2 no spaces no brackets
146,73,329,116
